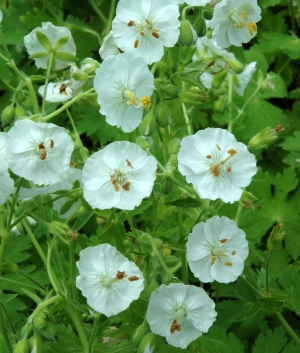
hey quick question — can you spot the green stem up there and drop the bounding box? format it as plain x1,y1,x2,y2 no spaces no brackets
7,178,24,230
0,29,12,60
67,303,89,353
233,83,261,122
0,301,17,338
288,0,297,33
265,251,272,293
88,313,100,353
41,52,55,114
69,241,79,303
227,75,233,132
107,0,116,33
170,261,182,275
89,0,108,26
22,219,47,266
27,295,62,323
163,245,186,253
66,108,89,162
234,205,243,225
275,312,300,347
181,102,193,135
47,242,63,293
0,305,12,353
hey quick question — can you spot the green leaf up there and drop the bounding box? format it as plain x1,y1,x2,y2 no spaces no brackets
252,327,287,353
29,51,50,59
60,199,76,215
55,51,77,61
21,288,42,304
280,131,300,168
279,268,300,315
36,30,53,52
53,35,69,51
164,197,202,208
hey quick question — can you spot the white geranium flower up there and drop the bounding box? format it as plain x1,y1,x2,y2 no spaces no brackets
233,62,256,95
194,36,235,62
94,53,154,133
76,243,144,317
82,141,157,210
99,31,123,59
146,283,217,349
0,132,9,168
0,160,14,206
187,216,249,283
38,80,73,102
178,128,257,203
6,119,74,186
208,0,261,48
24,22,76,70
112,0,180,64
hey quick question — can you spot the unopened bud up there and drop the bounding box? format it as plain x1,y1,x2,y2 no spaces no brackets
13,340,29,353
155,103,170,128
70,70,88,81
48,221,72,244
164,255,179,267
162,178,172,195
15,105,26,119
232,74,241,87
214,99,225,113
203,9,213,20
168,138,181,155
29,335,43,353
228,60,244,74
132,324,148,347
211,69,228,88
267,224,285,252
41,321,56,340
137,333,156,353
179,89,206,106
80,58,100,75
162,84,178,98
34,316,48,331
1,105,15,126
180,20,194,47
193,17,206,37
135,136,153,150
248,126,284,150
239,190,257,210
140,113,156,136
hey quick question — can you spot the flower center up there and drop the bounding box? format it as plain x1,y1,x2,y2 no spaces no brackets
127,18,160,48
124,90,151,109
100,270,139,287
230,10,257,36
210,239,235,266
170,307,186,334
110,159,134,192
208,145,237,177
35,139,54,160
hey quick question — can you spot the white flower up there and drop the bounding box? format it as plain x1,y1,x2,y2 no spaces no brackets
82,141,157,210
146,283,216,349
99,31,123,59
0,10,2,23
0,132,9,168
24,22,76,70
178,128,257,203
94,53,154,133
6,119,74,186
38,80,73,102
208,0,261,48
187,216,249,283
233,62,256,95
112,0,180,65
178,0,208,5
0,160,14,206
76,243,144,317
194,36,235,62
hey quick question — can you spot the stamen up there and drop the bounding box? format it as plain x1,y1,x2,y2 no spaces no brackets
145,19,150,24
227,166,232,173
247,22,257,36
127,20,135,26
227,149,237,156
225,262,233,266
134,39,139,48
110,174,120,192
117,47,124,53
170,319,181,334
232,250,236,255
140,31,145,36
210,256,217,265
116,271,125,279
50,139,54,148
219,238,228,243
122,182,130,191
38,142,45,150
141,95,151,108
216,144,221,151
206,155,212,159
126,159,133,168
152,31,159,38
210,164,220,177
128,276,139,281
40,151,47,160
242,11,248,20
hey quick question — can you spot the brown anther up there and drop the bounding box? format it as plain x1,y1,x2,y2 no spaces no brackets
216,144,221,151
210,256,217,265
275,124,284,132
126,159,133,168
225,262,233,267
226,166,232,173
227,149,237,156
59,83,68,94
122,182,130,191
210,164,220,177
152,31,159,38
207,61,215,67
40,151,47,160
110,174,120,192
117,47,124,53
219,238,228,243
50,139,54,148
206,155,212,159
170,319,181,334
116,271,126,279
134,39,139,48
127,20,135,26
128,276,139,281
140,31,145,36
38,142,45,150
145,19,150,24
232,250,236,255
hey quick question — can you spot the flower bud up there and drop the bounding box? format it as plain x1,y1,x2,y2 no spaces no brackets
232,74,241,87
203,9,214,20
180,20,194,47
137,333,156,353
211,69,228,88
132,324,148,347
34,316,48,331
164,255,179,267
1,105,15,126
248,126,284,150
21,95,33,110
193,17,206,38
228,59,244,74
0,260,18,273
161,84,178,98
41,321,56,340
136,136,153,150
168,138,181,155
162,178,172,195
179,89,206,106
239,190,257,210
213,99,225,113
70,70,88,81
13,340,29,353
80,58,100,75
140,113,156,136
48,221,72,244
29,335,43,353
267,224,285,252
15,105,27,119
155,103,170,128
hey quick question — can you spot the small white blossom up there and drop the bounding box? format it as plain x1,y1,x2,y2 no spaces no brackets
82,141,157,210
94,53,154,133
187,216,249,283
38,80,73,102
6,120,74,186
24,22,76,70
208,0,261,48
99,31,123,59
76,244,144,317
0,160,14,206
178,128,257,203
146,283,217,349
0,132,9,168
112,0,180,65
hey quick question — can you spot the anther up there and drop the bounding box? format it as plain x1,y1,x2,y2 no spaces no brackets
127,20,135,26
38,142,45,149
210,164,220,177
128,276,139,281
225,262,233,266
226,166,232,173
50,139,54,148
206,155,212,159
242,11,248,20
117,47,124,53
232,250,236,255
140,31,145,36
122,182,130,191
216,144,221,151
116,271,125,279
126,159,133,168
152,31,159,38
227,149,237,156
219,238,228,243
170,319,181,334
210,256,217,265
40,151,47,160
134,39,139,48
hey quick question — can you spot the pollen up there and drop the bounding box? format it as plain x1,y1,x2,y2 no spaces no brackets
140,31,145,36
116,271,126,279
126,159,133,168
227,149,237,156
122,182,130,191
216,144,221,151
210,255,217,266
210,164,220,177
232,250,236,255
134,39,139,48
110,174,120,192
128,276,139,281
152,31,159,38
206,155,212,159
226,166,232,173
127,20,135,26
219,238,228,243
40,151,47,160
247,22,257,36
141,95,151,108
50,139,54,148
170,319,181,334
225,262,233,267
38,142,45,150
242,11,248,20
